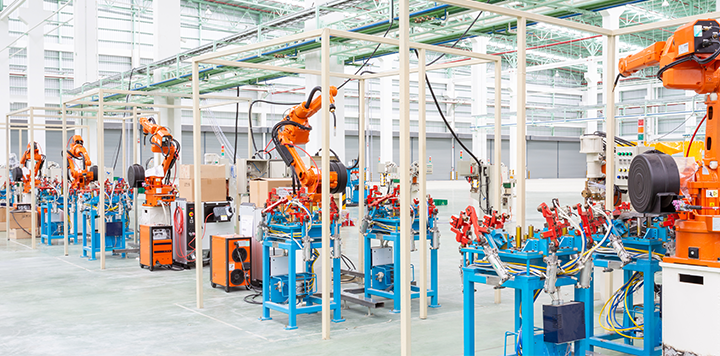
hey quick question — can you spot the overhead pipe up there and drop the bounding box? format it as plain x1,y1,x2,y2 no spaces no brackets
491,35,602,56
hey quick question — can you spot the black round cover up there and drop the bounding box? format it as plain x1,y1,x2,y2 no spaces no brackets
90,165,99,182
628,150,680,213
230,269,245,285
127,164,145,188
330,160,348,195
11,167,23,182
232,247,248,263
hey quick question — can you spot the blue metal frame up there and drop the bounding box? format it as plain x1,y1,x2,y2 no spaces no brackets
40,199,78,245
260,219,344,330
80,193,132,260
576,234,665,356
363,216,440,312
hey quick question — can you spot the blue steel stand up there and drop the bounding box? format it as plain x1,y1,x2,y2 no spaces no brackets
461,231,586,356
260,223,344,330
41,199,78,245
577,238,663,356
363,217,439,313
81,207,128,260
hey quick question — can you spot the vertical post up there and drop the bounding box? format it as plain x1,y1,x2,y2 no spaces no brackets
18,129,22,163
515,17,527,228
418,49,428,320
192,61,204,309
5,115,9,241
98,93,106,269
122,116,126,186
30,109,36,249
399,0,411,352
132,106,138,244
358,79,366,276
494,62,503,307
62,104,69,256
494,61,502,212
605,35,616,210
320,28,331,341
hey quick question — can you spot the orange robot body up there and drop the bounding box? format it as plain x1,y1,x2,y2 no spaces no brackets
621,19,720,266
128,117,179,207
66,135,97,191
17,142,45,194
273,86,344,202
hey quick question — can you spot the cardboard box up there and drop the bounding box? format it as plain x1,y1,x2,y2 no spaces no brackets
0,222,6,232
179,164,226,180
177,178,227,202
0,207,6,223
8,210,39,230
9,228,32,239
249,178,293,207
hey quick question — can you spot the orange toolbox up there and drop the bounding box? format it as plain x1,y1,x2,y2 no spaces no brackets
210,234,252,292
139,224,173,271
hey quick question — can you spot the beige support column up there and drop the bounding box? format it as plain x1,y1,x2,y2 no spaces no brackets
494,61,503,305
399,0,412,352
5,117,9,242
62,105,69,256
358,79,366,278
132,107,138,244
418,49,428,320
30,110,36,249
320,28,332,340
192,61,204,309
98,94,106,270
603,35,617,302
515,17,527,228
494,62,502,212
604,35,616,213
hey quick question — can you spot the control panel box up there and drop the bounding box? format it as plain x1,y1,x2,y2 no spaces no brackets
614,146,652,189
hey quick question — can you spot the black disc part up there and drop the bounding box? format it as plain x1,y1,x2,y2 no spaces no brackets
330,160,348,195
127,164,145,188
11,167,23,182
230,269,245,285
90,165,99,182
232,247,248,263
628,150,679,213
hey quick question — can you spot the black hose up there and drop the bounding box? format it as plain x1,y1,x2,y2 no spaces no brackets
304,86,322,109
314,148,341,161
242,99,300,161
111,68,134,172
612,73,625,92
411,9,488,212
426,11,482,67
348,70,377,171
337,0,394,90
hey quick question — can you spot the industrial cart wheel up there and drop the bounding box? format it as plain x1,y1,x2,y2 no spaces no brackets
211,282,217,288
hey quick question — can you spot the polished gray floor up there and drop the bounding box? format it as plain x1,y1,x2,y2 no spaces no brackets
0,179,628,355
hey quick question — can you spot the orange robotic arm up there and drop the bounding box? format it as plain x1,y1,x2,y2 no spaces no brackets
618,41,666,77
273,86,345,196
619,20,720,93
20,142,45,179
139,117,179,183
66,135,96,189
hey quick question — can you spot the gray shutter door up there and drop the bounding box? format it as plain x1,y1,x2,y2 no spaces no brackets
527,141,558,179
45,130,63,165
558,141,585,178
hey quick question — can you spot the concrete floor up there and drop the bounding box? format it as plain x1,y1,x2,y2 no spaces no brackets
0,179,626,355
